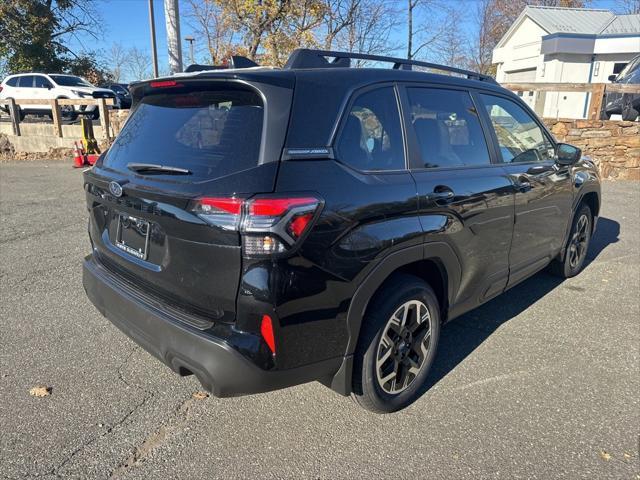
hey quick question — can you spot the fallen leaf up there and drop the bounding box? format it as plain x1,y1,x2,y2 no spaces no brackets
623,452,632,459
192,391,209,400
29,386,51,397
600,450,611,461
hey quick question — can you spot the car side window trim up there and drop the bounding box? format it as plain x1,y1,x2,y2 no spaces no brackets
331,82,409,174
397,83,503,171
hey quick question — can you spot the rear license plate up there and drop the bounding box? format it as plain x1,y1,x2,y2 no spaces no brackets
115,214,150,260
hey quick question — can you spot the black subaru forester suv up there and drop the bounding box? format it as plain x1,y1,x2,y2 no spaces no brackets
83,49,600,413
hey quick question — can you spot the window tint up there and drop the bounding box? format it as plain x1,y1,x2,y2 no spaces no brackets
6,77,19,87
336,87,404,171
34,76,52,89
102,87,264,181
407,88,490,168
480,94,554,163
18,76,34,88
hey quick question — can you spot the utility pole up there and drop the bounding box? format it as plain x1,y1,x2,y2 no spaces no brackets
164,0,183,74
185,36,195,65
148,0,159,77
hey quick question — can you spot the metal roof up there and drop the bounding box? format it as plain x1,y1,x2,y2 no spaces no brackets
600,14,640,35
524,6,614,35
497,7,640,48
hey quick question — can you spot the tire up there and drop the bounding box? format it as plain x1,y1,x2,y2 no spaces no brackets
57,98,78,122
549,204,592,278
351,274,441,413
621,95,639,121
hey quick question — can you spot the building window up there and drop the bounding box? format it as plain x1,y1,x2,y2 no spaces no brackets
613,63,627,75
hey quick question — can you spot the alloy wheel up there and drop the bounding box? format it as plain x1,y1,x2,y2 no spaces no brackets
376,300,432,394
568,214,589,269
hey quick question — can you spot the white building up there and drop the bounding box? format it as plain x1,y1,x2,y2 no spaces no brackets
492,6,640,119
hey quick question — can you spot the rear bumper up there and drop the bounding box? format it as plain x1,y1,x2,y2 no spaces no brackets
83,254,338,397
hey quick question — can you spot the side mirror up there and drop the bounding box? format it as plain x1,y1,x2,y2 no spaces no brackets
556,143,581,166
608,74,617,82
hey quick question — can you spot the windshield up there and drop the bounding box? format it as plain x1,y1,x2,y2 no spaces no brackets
50,75,93,87
102,87,264,181
111,85,128,94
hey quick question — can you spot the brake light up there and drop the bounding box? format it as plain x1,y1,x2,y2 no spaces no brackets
0,86,3,93
199,197,242,214
260,314,276,354
192,195,322,256
249,197,317,216
287,213,314,238
192,197,243,230
150,80,182,88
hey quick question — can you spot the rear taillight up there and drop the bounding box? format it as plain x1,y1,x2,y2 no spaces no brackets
192,195,322,256
0,86,3,93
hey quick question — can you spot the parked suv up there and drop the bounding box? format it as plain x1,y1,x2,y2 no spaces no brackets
604,54,640,121
0,73,116,120
100,83,132,109
82,50,600,413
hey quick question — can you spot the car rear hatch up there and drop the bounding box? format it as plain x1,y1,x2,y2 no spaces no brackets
84,74,294,327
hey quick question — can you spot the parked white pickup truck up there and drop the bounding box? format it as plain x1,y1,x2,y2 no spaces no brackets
0,73,117,121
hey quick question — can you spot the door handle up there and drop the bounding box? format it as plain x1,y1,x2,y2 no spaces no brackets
526,164,554,175
427,186,455,201
514,176,532,192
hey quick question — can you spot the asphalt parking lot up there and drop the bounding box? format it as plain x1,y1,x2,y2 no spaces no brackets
1,160,638,479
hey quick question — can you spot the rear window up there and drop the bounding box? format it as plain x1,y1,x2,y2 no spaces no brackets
102,87,264,180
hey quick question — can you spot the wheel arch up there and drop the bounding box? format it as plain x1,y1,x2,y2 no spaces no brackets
327,242,461,395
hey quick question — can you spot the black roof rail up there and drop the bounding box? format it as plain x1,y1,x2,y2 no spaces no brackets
284,49,496,83
184,55,259,73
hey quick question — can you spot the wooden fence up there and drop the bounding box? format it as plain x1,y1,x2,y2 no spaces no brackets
501,83,640,120
0,98,115,139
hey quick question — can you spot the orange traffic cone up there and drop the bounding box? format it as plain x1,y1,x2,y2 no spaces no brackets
72,142,85,168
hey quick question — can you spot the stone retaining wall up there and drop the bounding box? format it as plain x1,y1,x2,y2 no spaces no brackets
544,119,639,180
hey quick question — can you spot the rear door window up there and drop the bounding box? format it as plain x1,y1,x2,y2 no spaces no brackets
102,87,264,180
407,88,491,168
18,76,34,88
34,76,53,89
336,86,405,171
6,77,19,87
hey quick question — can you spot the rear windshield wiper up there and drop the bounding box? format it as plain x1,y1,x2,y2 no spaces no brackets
127,163,192,175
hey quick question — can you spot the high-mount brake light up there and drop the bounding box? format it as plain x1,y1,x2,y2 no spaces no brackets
150,80,182,88
192,195,321,255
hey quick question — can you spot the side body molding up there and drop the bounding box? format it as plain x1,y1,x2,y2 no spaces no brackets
328,241,462,395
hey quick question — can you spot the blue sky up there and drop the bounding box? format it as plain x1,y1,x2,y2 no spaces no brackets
66,0,623,82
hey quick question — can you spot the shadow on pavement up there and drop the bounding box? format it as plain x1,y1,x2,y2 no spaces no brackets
422,216,620,392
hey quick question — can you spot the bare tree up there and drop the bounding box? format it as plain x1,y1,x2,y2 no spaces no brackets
106,43,128,82
334,0,399,61
432,11,468,70
127,47,152,81
406,0,454,60
184,0,237,64
322,0,360,50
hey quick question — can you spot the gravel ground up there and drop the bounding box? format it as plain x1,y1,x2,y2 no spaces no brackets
1,160,638,479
